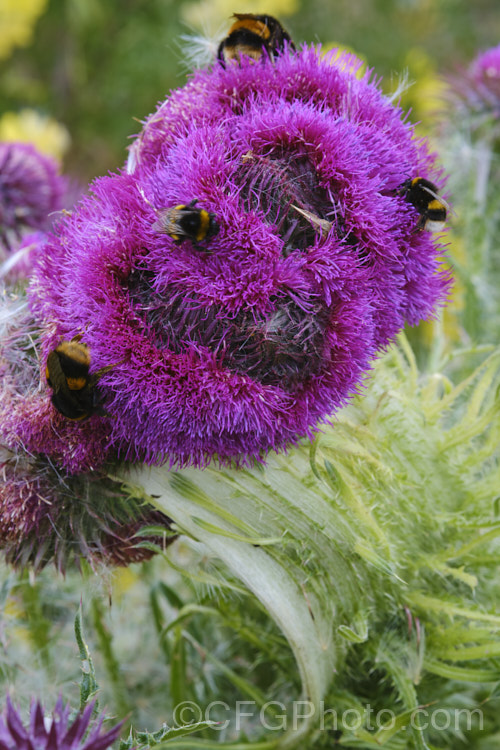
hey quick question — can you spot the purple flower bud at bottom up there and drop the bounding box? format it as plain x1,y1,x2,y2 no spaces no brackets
0,698,123,750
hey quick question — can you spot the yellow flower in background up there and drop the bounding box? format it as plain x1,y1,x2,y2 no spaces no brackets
0,0,47,60
0,109,71,163
442,235,466,343
111,567,140,603
399,47,448,137
417,270,463,351
415,234,465,351
181,0,298,32
4,591,24,620
321,42,368,79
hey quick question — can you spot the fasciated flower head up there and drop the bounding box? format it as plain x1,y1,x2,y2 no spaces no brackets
0,142,65,256
19,45,449,469
0,697,122,750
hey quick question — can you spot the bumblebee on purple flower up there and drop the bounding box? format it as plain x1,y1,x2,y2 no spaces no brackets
22,13,451,472
1,14,451,570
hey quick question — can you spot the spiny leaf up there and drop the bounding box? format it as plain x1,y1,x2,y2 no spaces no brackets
75,602,99,711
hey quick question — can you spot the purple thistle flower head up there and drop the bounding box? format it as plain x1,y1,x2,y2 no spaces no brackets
0,142,66,257
471,44,500,97
17,45,449,470
0,296,174,571
0,449,174,570
0,697,123,750
446,44,500,131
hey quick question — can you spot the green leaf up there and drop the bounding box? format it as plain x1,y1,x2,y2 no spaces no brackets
372,706,431,746
425,658,500,682
74,603,99,711
159,603,221,639
338,612,369,643
91,597,130,716
147,721,220,744
192,517,283,546
134,525,179,539
129,721,219,749
408,593,500,624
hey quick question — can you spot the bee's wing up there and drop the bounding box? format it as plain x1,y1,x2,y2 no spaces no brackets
152,208,174,233
419,184,452,213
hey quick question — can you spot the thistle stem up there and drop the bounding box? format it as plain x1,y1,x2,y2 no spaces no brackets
125,461,338,749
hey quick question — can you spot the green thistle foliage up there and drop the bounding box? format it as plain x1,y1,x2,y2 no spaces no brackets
121,337,500,749
439,69,500,346
1,339,499,749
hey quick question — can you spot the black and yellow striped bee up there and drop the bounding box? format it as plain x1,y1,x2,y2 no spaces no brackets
45,338,106,421
217,13,295,65
153,200,219,245
399,177,448,232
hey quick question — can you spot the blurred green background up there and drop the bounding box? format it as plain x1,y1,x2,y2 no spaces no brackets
1,0,499,181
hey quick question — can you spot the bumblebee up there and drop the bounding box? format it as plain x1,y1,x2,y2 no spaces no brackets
399,177,448,232
154,200,219,244
217,13,295,65
45,339,105,421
